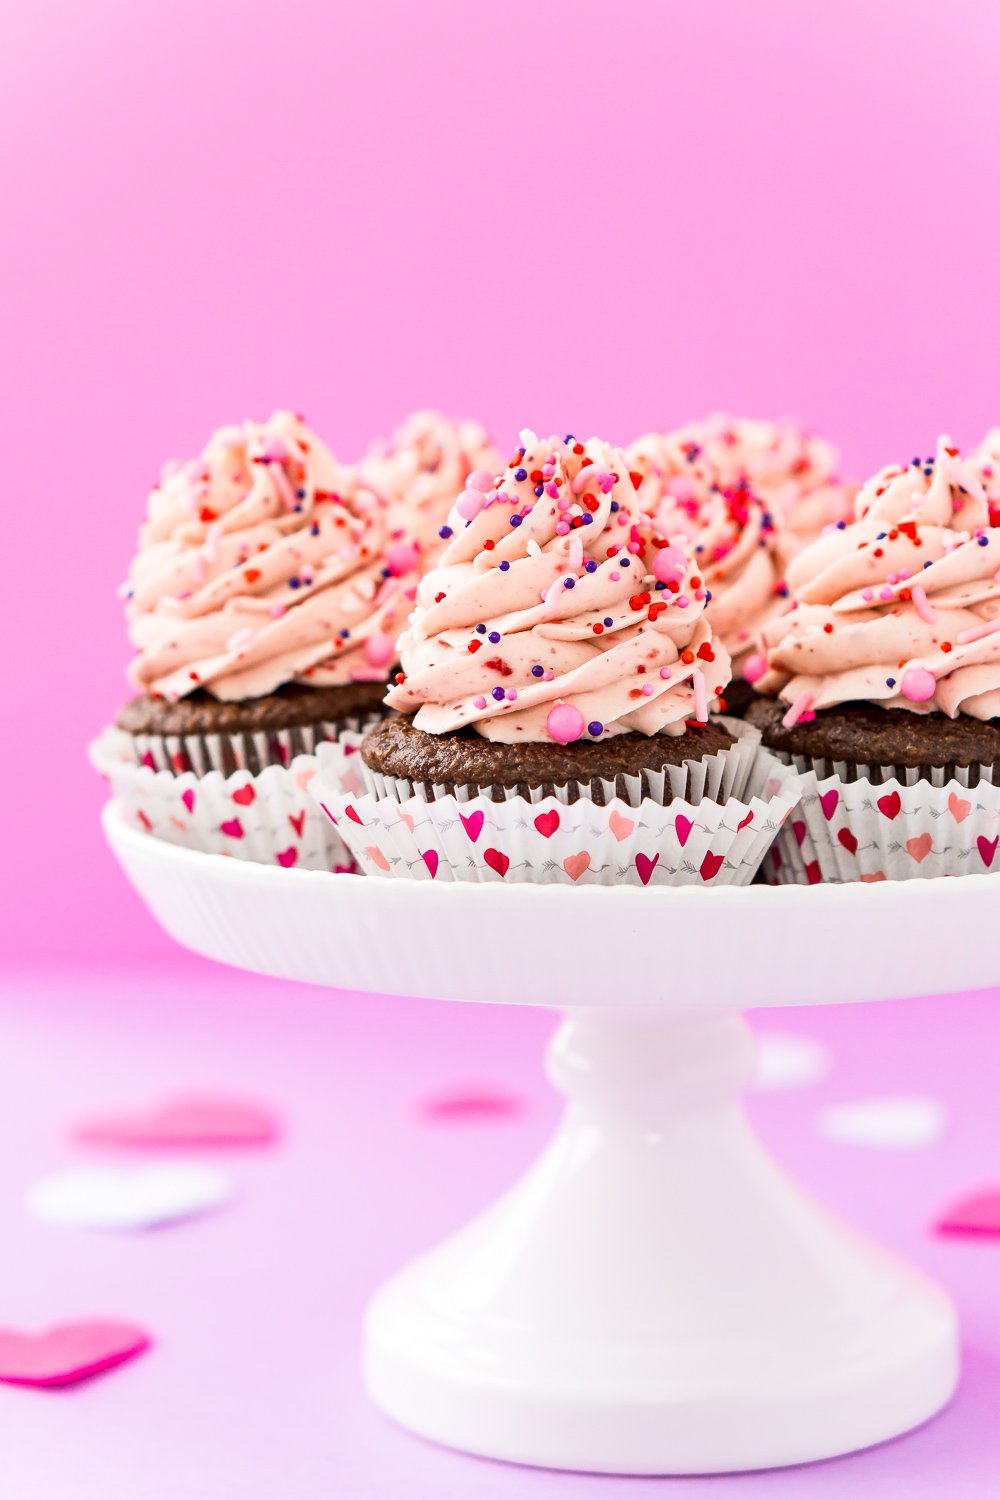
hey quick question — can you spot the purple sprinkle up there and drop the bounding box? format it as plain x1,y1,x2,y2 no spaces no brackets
588,721,603,737
491,686,505,701
531,665,544,677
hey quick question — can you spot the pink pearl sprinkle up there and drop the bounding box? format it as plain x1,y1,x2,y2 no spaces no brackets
675,595,690,609
456,488,485,521
363,631,396,668
879,586,894,602
743,652,767,685
474,696,488,710
659,667,672,680
467,469,494,492
556,521,570,535
385,541,420,576
269,604,286,619
641,683,654,697
610,570,621,582
862,588,875,602
899,668,936,702
652,546,687,585
546,702,585,744
505,688,517,701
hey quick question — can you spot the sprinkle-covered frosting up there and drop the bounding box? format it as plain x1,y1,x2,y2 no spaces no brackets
755,435,1000,722
384,430,731,743
359,410,500,574
124,412,416,702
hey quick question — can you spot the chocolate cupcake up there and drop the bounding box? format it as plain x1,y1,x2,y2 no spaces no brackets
748,435,1000,883
316,431,800,886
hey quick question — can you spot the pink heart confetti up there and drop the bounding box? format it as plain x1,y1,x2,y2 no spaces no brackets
936,1187,1000,1237
460,809,485,843
674,814,693,847
608,809,634,842
0,1321,151,1387
74,1095,279,1149
562,851,591,881
819,788,840,821
418,1087,524,1124
533,808,560,838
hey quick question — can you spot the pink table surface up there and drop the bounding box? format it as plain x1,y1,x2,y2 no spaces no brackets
1,960,998,1499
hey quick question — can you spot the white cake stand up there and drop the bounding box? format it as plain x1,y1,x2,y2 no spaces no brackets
102,800,993,1476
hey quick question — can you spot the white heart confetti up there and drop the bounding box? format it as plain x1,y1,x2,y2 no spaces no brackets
27,1162,234,1231
818,1097,946,1150
753,1032,831,1091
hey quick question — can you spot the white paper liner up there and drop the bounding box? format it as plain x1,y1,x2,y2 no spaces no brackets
761,752,1000,885
359,716,761,809
90,727,356,872
120,714,379,778
312,733,800,887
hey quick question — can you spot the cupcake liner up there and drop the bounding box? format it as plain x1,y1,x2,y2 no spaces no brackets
359,716,761,810
761,752,1000,884
312,731,800,887
90,727,356,872
120,713,380,779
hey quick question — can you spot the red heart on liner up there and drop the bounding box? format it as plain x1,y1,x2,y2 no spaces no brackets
936,1187,1000,1236
421,849,439,878
0,1321,151,1387
533,809,560,838
288,810,305,838
635,852,659,885
344,805,364,825
484,847,509,878
978,835,999,869
805,860,822,884
877,790,902,820
219,818,243,839
674,814,693,847
276,847,298,868
74,1096,279,1149
819,789,840,821
737,811,754,831
699,850,724,881
837,828,859,855
792,820,806,846
232,784,255,806
460,810,485,843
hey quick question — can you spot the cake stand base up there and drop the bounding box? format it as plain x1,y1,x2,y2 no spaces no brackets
365,1009,957,1474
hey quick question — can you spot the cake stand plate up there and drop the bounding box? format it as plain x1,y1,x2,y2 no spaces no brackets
103,801,987,1475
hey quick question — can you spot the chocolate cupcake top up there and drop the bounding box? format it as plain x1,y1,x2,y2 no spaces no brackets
123,412,418,703
754,435,1000,724
384,430,731,744
359,410,500,574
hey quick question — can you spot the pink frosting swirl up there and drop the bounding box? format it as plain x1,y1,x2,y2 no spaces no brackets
124,412,416,702
757,436,1000,720
359,410,500,573
384,430,731,743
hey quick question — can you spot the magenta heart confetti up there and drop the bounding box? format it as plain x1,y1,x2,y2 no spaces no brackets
74,1095,280,1149
0,1321,151,1387
935,1187,1000,1237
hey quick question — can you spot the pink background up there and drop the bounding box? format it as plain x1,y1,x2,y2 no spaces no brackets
4,0,1000,962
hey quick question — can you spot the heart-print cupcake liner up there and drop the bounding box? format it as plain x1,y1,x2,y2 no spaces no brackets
358,716,761,810
118,713,379,779
312,733,800,887
90,727,355,872
761,754,1000,884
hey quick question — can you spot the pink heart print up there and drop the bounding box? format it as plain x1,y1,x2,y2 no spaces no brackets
674,814,693,847
608,809,634,842
421,849,439,878
947,792,972,823
461,810,485,843
231,783,256,806
276,847,298,868
877,790,902,820
366,845,390,872
699,850,724,881
219,818,243,839
74,1096,279,1148
0,1321,151,1388
819,788,840,821
137,809,153,832
294,767,316,792
181,787,195,814
562,852,591,881
484,847,510,878
906,833,933,863
398,810,415,832
635,852,659,885
978,835,999,869
533,809,560,839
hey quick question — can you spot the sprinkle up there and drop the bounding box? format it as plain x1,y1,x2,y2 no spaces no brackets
659,667,672,680
510,514,523,527
911,585,936,624
899,667,937,702
531,665,544,677
499,560,510,571
456,489,485,521
491,687,505,701
675,595,690,609
878,586,895,602
587,721,604,737
467,468,494,492
546,702,585,744
506,688,517,701
652,546,687,585
691,668,708,722
474,696,487,709
956,616,1000,645
781,691,814,728
363,632,395,669
603,616,614,627
488,631,501,644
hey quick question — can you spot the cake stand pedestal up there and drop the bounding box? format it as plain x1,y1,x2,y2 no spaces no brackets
102,801,987,1476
